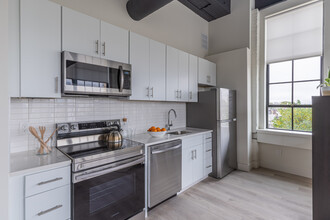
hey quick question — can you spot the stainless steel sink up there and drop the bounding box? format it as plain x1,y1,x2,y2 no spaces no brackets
167,130,191,135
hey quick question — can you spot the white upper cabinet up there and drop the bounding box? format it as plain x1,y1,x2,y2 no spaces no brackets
62,7,100,58
166,46,189,102
129,32,150,101
198,58,216,87
20,0,61,98
166,46,179,101
149,40,166,101
178,51,189,102
9,0,20,97
129,32,166,101
100,21,129,63
63,8,129,64
188,55,198,102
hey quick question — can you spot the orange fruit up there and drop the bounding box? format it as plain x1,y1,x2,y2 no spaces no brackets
161,128,166,132
150,126,156,130
151,128,157,132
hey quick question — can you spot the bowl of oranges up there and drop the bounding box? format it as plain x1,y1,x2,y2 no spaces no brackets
147,126,167,138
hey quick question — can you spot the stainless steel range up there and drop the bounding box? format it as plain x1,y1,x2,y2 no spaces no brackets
56,120,145,220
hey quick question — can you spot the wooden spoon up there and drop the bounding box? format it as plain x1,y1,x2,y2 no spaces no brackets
29,127,49,153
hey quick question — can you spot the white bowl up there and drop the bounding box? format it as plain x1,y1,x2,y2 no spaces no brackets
148,131,167,138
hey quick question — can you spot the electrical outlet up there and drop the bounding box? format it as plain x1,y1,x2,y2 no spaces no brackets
19,122,29,135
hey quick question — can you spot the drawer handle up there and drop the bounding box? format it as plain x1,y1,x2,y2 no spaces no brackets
37,204,63,216
37,177,63,186
206,165,212,168
206,137,212,140
206,149,212,152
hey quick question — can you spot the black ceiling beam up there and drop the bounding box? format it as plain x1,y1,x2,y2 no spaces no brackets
255,0,287,10
126,0,173,21
178,0,231,22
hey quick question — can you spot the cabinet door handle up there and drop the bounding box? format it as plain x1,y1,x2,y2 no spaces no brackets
147,87,150,97
37,205,63,216
151,87,154,98
37,177,63,186
54,77,59,93
96,40,99,54
191,150,194,160
180,90,182,99
189,92,192,100
206,165,212,168
102,42,106,56
206,149,212,152
176,90,179,99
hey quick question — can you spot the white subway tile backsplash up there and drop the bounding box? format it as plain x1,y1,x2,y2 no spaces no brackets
10,97,186,153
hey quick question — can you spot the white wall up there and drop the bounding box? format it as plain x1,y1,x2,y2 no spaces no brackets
259,143,312,178
207,48,252,171
208,0,252,55
50,0,208,57
0,0,9,218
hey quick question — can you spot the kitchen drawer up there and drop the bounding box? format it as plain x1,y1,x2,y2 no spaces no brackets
182,135,203,148
204,148,212,159
25,166,70,197
204,153,212,166
204,142,212,152
204,133,212,143
25,184,70,220
204,165,212,175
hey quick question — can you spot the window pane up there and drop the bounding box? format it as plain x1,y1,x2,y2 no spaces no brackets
294,56,321,81
269,61,292,83
269,83,292,105
294,81,320,105
268,107,292,130
293,108,312,131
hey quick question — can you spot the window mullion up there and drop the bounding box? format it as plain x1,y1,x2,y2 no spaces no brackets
292,60,294,131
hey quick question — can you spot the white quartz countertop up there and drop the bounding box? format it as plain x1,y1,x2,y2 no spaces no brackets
129,127,212,146
10,148,71,177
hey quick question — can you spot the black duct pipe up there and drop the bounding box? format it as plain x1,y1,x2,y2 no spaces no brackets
126,0,173,21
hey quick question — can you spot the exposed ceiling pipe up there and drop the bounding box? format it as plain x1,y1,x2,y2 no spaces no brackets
126,0,174,21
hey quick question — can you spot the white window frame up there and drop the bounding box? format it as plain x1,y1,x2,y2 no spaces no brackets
257,0,323,133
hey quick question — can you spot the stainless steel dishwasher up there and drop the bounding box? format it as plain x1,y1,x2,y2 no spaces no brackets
148,139,182,208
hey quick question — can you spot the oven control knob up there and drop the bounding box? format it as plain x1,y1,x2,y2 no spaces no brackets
58,124,69,134
70,123,78,131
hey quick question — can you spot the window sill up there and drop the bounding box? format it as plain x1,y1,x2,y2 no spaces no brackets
257,129,312,150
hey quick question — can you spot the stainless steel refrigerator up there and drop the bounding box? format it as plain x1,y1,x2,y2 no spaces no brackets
187,88,237,179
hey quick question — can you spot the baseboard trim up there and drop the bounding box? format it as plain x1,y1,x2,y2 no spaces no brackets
237,163,252,172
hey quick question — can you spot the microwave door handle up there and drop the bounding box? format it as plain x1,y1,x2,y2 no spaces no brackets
74,157,144,183
119,65,124,92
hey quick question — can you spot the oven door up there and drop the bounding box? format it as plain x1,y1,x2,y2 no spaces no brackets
72,156,145,220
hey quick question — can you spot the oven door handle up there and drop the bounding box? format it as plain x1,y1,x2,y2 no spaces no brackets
119,65,124,92
74,157,144,183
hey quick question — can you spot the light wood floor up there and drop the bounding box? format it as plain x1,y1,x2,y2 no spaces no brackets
147,168,312,220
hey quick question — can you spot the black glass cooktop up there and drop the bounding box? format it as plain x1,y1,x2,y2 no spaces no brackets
57,139,143,159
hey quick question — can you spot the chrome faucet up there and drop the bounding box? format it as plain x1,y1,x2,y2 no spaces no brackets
166,109,177,131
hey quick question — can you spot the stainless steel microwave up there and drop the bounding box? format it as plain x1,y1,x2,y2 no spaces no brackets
62,51,132,97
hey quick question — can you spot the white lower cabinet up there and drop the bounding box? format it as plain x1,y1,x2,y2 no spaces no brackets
9,166,71,220
181,133,212,190
25,185,70,220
